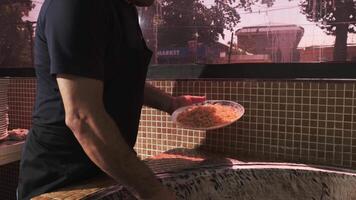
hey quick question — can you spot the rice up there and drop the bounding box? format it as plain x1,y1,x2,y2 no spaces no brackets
176,104,239,128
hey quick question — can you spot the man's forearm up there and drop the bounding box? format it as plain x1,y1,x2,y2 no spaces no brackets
144,82,175,114
67,110,163,198
57,75,172,199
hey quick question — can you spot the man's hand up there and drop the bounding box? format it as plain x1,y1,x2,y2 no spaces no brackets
169,95,206,114
126,0,154,7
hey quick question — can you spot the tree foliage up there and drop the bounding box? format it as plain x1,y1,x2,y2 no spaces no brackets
300,0,356,35
300,0,356,61
158,0,240,47
0,0,34,67
157,0,280,48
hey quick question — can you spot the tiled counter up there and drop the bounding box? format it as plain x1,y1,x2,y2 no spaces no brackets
33,148,356,200
0,141,24,166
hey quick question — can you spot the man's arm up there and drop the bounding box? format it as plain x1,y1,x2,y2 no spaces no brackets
144,82,206,114
144,82,174,114
57,74,175,200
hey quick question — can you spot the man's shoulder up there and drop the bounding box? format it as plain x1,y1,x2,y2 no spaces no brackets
45,0,105,18
41,0,110,32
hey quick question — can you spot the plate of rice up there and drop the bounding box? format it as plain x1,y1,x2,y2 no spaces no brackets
172,100,244,130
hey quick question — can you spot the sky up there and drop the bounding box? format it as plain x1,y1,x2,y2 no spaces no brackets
24,0,356,48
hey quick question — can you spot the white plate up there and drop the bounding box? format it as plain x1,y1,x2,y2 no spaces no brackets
171,100,244,130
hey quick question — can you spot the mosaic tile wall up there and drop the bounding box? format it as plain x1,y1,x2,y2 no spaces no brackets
1,78,356,170
0,78,35,200
7,78,36,130
136,80,356,169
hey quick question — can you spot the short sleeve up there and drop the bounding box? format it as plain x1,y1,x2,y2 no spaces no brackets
44,0,109,80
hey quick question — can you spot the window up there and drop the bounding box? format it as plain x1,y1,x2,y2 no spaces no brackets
138,0,356,64
1,0,355,69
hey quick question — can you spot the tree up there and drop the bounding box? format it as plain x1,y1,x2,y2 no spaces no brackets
0,0,34,67
300,0,356,61
156,0,280,47
157,0,240,48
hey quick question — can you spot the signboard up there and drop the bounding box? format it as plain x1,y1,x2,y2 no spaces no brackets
157,50,180,56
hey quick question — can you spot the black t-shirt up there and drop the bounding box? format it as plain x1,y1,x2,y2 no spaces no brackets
18,0,152,199
33,0,151,147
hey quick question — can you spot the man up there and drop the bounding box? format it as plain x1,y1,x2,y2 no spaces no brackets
17,0,205,199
